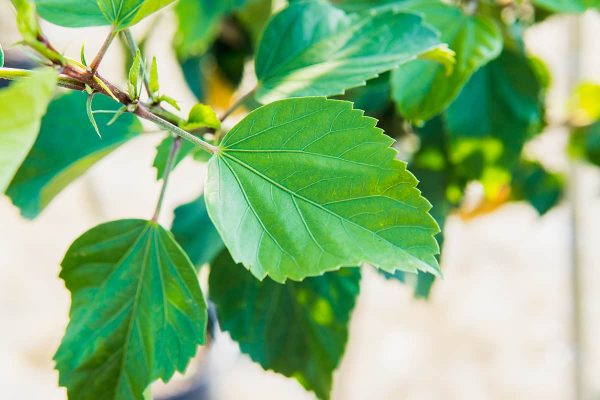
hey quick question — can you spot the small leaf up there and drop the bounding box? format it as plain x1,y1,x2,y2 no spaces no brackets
172,194,224,267
85,93,101,138
254,1,440,103
417,44,456,75
158,94,181,110
511,160,564,215
209,249,360,400
205,97,440,282
128,49,142,100
569,82,600,125
0,68,57,193
149,56,159,94
180,103,220,130
7,92,142,218
0,44,4,67
80,43,87,67
391,3,503,121
153,135,196,180
55,219,207,400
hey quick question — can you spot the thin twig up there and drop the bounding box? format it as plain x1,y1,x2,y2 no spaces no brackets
89,28,117,73
152,137,182,221
219,88,255,122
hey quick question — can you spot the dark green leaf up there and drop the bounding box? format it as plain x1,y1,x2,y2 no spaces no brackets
0,68,57,193
254,1,440,103
55,219,207,400
7,91,142,219
174,0,249,59
171,195,224,267
209,249,360,400
205,97,440,282
510,160,564,215
444,49,544,196
391,3,502,121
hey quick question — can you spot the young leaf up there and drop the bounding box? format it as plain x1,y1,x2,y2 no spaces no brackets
254,1,440,103
34,0,176,29
174,0,249,59
205,97,440,282
12,0,41,42
172,194,224,268
6,92,142,219
391,3,502,121
55,219,207,400
0,68,57,193
85,93,102,138
209,250,360,400
180,103,221,131
128,49,142,100
149,56,159,95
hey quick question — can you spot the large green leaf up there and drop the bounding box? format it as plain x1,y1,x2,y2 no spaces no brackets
0,68,56,193
254,1,440,103
171,194,224,268
391,3,502,121
55,219,207,400
209,249,360,400
205,97,440,282
34,0,174,28
174,0,248,59
6,91,142,219
444,49,544,196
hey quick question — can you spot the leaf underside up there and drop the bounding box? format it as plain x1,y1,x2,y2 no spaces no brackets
205,97,440,283
55,219,207,400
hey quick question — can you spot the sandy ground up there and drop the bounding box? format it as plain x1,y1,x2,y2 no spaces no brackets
0,4,600,400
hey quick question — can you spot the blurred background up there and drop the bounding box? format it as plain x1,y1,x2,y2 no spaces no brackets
1,1,600,399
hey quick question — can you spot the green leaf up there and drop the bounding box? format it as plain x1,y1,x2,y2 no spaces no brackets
0,44,4,67
254,1,440,103
180,103,221,131
13,0,41,41
205,97,440,282
6,91,142,219
444,49,544,197
152,135,196,180
570,120,600,166
55,219,207,400
34,0,174,28
391,3,502,121
171,194,224,268
0,68,57,193
532,0,599,13
174,0,249,59
510,160,564,215
128,49,142,100
85,93,102,138
149,56,159,95
209,249,360,400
